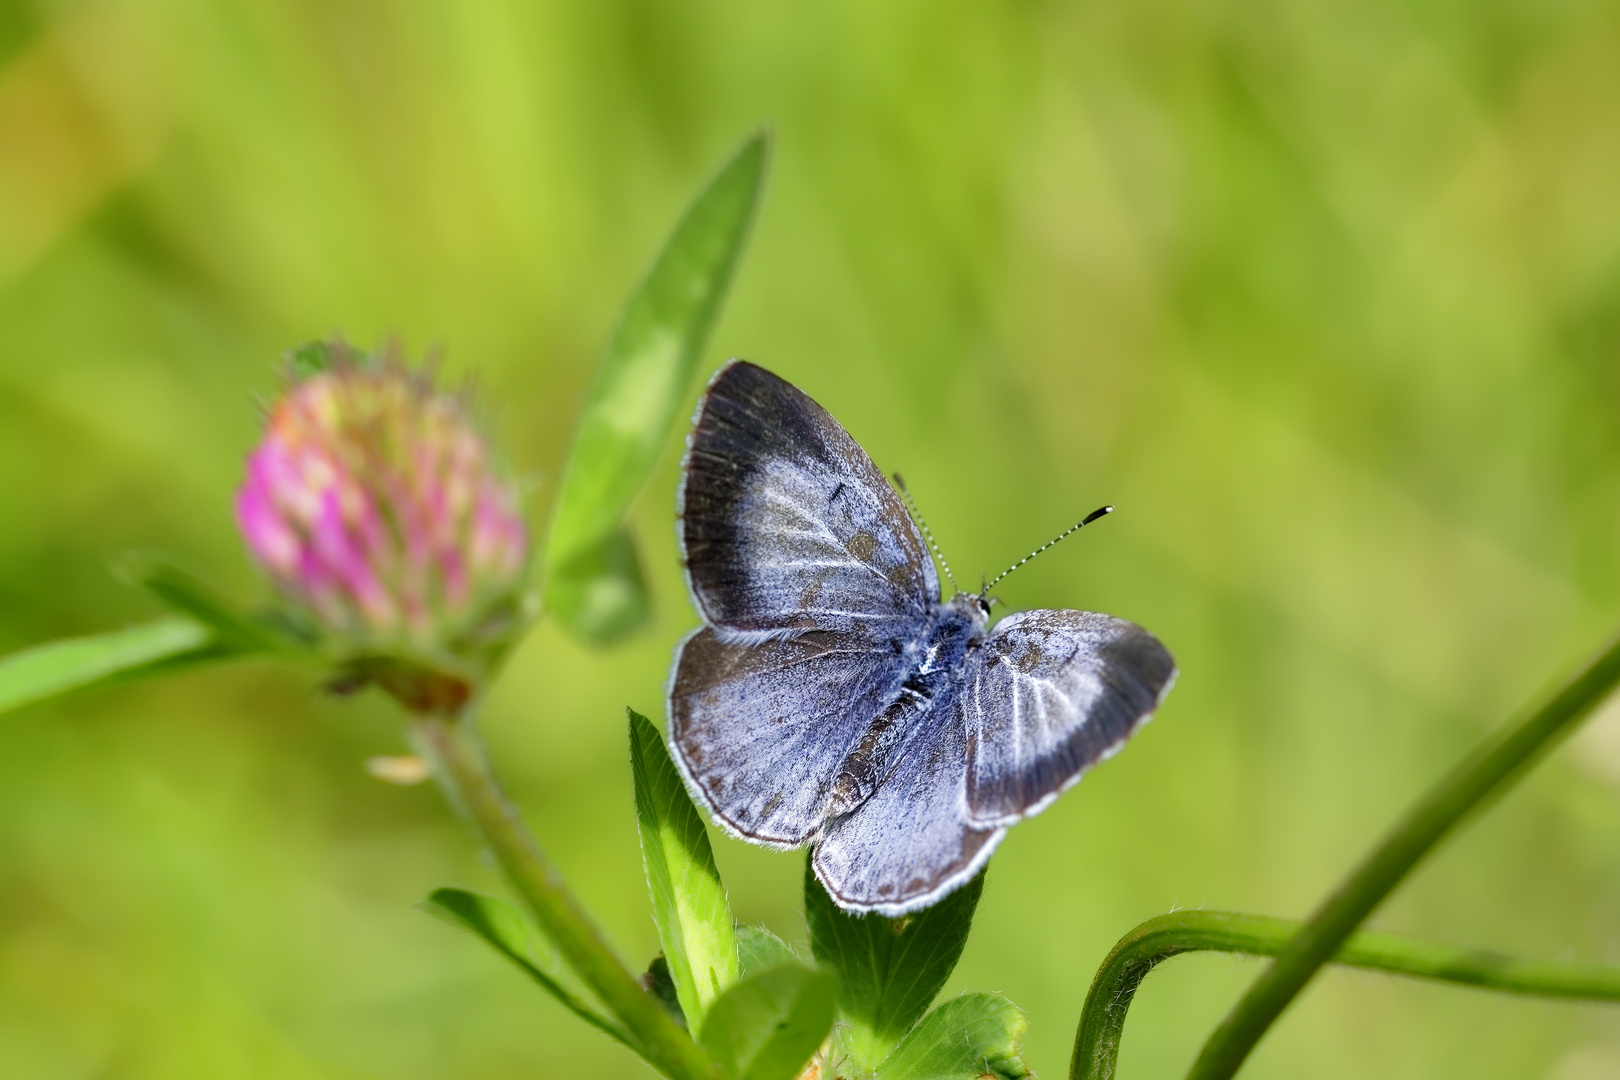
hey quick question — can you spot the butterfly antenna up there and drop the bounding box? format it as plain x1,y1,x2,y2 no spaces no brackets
984,505,1113,592
893,473,960,594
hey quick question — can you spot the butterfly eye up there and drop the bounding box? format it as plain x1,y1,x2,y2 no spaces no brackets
975,596,992,616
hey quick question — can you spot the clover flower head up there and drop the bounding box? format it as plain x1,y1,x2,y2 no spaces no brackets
236,342,529,710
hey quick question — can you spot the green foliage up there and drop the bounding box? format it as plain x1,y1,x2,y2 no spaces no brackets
0,617,228,717
542,526,651,647
630,707,741,1036
736,926,800,978
0,554,333,719
642,955,688,1027
121,555,302,653
0,559,300,718
421,887,635,1049
803,855,985,1070
1188,632,1620,1080
285,340,339,378
698,964,836,1080
1072,909,1620,1080
545,133,769,645
879,993,1030,1080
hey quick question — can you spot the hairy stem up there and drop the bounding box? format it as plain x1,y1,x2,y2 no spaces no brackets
412,713,719,1080
1183,631,1620,1080
1072,910,1620,1080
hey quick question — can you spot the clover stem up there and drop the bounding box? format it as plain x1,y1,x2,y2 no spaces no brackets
1071,910,1620,1080
412,712,720,1080
1182,630,1620,1080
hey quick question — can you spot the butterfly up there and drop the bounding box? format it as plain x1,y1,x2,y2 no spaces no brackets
667,361,1176,914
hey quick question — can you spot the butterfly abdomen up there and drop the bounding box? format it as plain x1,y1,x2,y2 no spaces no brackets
824,603,986,818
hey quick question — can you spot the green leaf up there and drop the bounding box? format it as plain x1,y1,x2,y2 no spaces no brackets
543,526,651,646
120,555,297,652
736,926,799,978
545,131,769,644
642,954,688,1027
0,618,227,717
421,887,636,1049
699,964,836,1080
803,854,985,1069
630,707,741,1036
877,993,1030,1080
286,339,343,378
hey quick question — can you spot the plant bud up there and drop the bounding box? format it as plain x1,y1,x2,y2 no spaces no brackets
236,342,529,712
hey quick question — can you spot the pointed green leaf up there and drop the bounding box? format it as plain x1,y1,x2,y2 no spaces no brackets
545,131,769,644
422,887,636,1049
736,926,799,978
0,618,231,717
699,964,836,1080
630,707,740,1035
803,855,985,1069
876,993,1030,1080
120,556,298,652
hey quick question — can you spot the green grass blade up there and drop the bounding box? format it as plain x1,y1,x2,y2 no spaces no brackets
422,887,637,1050
802,855,985,1069
1071,909,1620,1080
879,993,1032,1080
630,708,741,1036
0,618,225,716
544,131,769,644
698,964,836,1080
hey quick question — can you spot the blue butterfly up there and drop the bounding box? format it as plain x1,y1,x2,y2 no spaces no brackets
668,361,1176,914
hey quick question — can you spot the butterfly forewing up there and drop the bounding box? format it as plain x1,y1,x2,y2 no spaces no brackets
678,361,939,641
672,361,941,846
962,610,1175,827
670,627,904,845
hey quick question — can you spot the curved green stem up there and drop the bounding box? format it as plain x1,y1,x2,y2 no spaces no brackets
412,714,721,1080
1183,631,1620,1080
1072,910,1620,1080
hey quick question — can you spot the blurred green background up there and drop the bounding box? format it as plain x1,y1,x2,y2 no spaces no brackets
5,0,1620,1077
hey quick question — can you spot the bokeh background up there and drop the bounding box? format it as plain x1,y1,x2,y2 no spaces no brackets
5,0,1620,1077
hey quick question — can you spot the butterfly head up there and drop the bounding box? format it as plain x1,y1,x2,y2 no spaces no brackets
943,589,993,629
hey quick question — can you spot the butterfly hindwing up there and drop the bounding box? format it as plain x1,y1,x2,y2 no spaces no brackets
670,627,908,846
961,609,1175,827
678,361,939,642
812,705,1003,915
